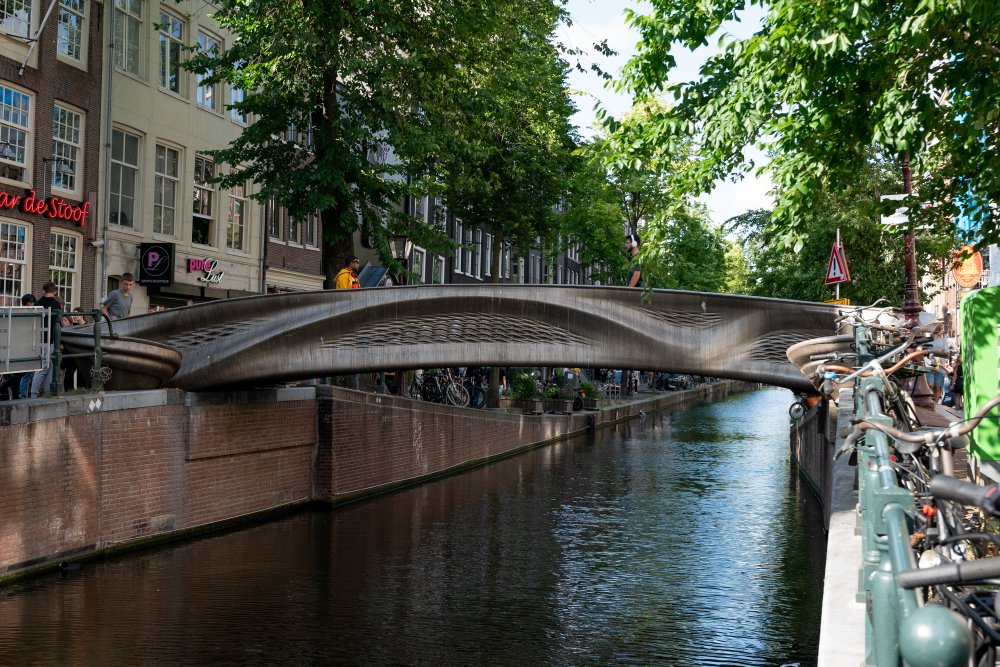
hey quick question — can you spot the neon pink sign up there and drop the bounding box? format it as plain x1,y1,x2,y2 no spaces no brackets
0,190,89,226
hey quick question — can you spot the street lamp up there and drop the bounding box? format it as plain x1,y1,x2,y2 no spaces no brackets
42,155,74,199
389,233,412,397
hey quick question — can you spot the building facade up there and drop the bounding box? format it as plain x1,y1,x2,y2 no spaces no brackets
0,0,103,311
97,0,262,312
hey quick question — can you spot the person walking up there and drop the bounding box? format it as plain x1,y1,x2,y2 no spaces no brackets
101,273,135,321
334,256,361,289
624,233,642,395
30,283,62,398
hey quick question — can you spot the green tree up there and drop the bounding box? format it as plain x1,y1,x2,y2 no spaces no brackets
727,153,955,303
186,0,541,286
642,203,730,292
615,0,993,250
435,0,578,282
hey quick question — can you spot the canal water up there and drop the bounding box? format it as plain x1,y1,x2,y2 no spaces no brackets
0,387,825,666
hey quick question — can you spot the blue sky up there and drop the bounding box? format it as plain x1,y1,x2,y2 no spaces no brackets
560,0,772,227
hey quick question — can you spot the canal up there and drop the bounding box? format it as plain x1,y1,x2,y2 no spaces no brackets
0,387,825,666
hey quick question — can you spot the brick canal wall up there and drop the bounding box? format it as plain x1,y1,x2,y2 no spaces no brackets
788,398,839,530
1,381,750,581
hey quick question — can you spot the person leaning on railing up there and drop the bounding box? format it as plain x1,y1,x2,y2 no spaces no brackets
30,282,62,398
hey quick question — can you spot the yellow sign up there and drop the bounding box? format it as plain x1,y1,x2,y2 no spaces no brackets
953,245,983,288
825,298,851,305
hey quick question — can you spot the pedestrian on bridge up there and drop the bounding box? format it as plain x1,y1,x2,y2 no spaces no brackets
334,256,361,289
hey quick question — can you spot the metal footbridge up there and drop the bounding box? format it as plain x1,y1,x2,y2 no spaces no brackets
62,284,846,392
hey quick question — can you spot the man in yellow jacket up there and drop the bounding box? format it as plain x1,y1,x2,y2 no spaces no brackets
334,256,361,289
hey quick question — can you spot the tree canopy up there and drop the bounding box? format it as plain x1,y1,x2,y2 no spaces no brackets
615,0,999,251
186,0,578,286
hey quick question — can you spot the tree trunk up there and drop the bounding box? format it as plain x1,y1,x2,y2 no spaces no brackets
321,200,355,288
486,232,504,407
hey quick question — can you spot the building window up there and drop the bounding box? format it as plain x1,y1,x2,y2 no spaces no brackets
472,229,482,280
113,0,141,75
52,105,82,194
410,246,426,284
230,87,246,124
463,227,473,276
57,0,86,61
154,144,179,236
484,233,493,277
110,128,139,228
453,220,463,273
0,84,30,182
0,0,30,38
158,11,184,93
0,221,27,306
502,244,511,280
49,231,79,309
432,255,445,284
193,156,214,245
226,183,246,251
266,198,281,239
196,32,221,111
303,212,317,247
287,213,301,244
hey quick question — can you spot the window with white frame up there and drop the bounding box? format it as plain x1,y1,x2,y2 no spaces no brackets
0,221,28,306
502,244,511,279
463,227,473,275
226,183,246,251
484,233,493,277
158,11,184,93
49,231,79,309
110,128,139,228
411,195,426,222
472,229,482,279
288,213,301,244
556,263,564,285
52,104,82,194
266,198,281,239
0,0,30,38
453,219,463,273
197,32,221,111
431,255,445,284
113,0,141,75
57,0,86,62
302,212,318,247
0,84,30,183
230,86,247,124
192,156,215,245
411,246,426,284
154,144,179,235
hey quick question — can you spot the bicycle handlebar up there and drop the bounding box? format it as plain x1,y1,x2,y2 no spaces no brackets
897,557,1000,589
929,475,1000,517
852,394,1000,446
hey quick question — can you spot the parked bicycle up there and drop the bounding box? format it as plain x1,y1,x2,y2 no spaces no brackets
409,368,470,407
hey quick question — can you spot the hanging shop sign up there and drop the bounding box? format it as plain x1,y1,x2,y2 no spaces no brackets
187,257,225,284
952,245,983,289
0,190,89,226
138,243,175,286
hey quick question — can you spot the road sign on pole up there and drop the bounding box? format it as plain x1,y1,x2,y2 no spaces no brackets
825,240,851,286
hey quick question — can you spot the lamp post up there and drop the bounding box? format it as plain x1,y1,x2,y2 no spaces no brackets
901,153,920,328
389,234,413,397
42,155,75,199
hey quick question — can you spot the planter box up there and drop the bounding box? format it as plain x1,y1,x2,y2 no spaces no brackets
498,397,515,410
581,397,600,411
544,398,574,414
516,398,545,414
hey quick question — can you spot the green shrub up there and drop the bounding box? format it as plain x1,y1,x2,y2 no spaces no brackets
545,385,560,399
579,381,596,398
510,373,540,400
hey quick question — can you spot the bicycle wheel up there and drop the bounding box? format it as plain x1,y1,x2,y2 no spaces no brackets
469,386,486,409
445,382,470,407
409,381,422,401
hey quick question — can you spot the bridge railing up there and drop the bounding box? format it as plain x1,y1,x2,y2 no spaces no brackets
849,325,972,666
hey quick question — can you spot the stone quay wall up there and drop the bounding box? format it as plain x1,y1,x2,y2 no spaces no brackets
1,381,749,581
788,399,839,529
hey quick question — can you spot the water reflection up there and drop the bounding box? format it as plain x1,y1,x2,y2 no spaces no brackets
0,387,824,666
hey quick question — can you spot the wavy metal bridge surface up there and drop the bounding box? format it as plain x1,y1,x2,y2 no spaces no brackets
66,284,845,392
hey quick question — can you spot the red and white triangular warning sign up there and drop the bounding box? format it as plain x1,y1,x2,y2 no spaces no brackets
825,242,851,285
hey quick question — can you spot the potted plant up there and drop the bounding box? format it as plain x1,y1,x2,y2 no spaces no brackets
579,381,600,410
545,385,575,414
511,372,544,414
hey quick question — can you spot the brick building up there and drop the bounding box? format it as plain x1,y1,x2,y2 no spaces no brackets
0,0,103,310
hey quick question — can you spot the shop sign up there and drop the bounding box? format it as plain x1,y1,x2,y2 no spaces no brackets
138,243,174,286
952,245,983,288
187,257,225,284
0,190,89,226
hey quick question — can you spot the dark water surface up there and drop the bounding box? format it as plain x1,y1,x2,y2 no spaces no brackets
0,387,825,666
